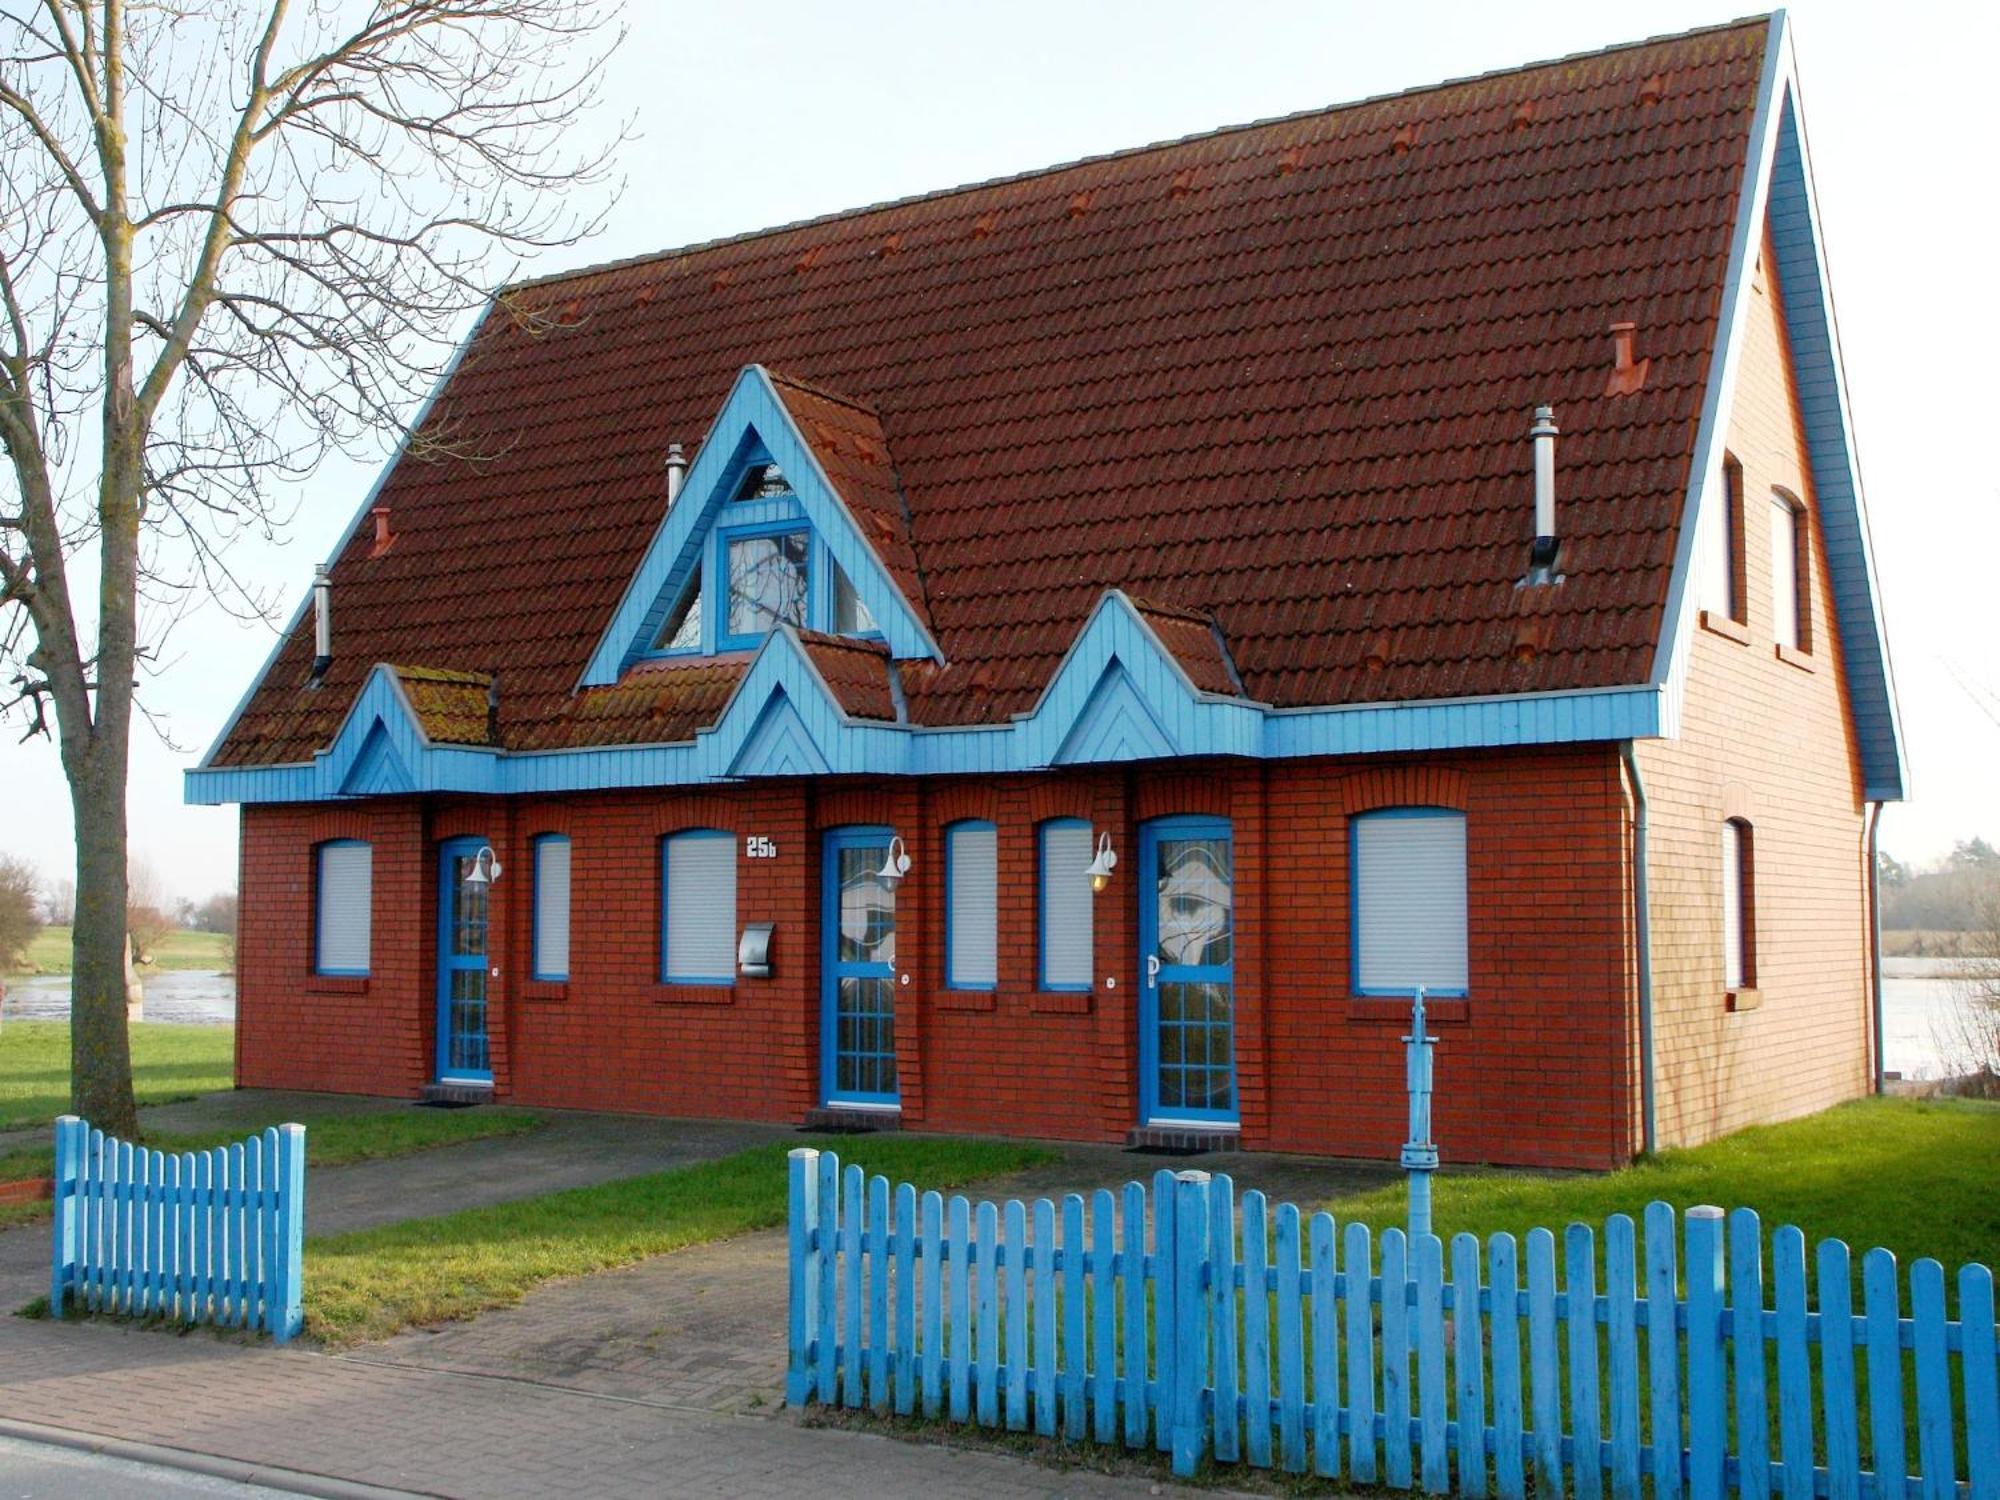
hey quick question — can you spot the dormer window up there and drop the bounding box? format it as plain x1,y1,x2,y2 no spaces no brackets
833,562,878,636
723,527,810,647
733,462,791,501
654,576,702,652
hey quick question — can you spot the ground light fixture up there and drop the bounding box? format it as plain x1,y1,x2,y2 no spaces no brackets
876,835,912,891
1086,832,1118,893
461,846,504,887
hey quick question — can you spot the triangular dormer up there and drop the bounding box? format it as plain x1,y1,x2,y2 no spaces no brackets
581,366,938,686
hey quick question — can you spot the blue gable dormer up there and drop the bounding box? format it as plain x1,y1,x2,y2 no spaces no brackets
581,366,940,686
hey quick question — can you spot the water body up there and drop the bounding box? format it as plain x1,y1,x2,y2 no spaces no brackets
1,970,235,1026
0,963,1984,1080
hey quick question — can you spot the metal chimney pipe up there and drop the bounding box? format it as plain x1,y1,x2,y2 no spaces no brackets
665,441,687,505
310,564,333,683
1531,405,1559,544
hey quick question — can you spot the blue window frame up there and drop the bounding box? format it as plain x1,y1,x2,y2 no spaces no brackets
531,834,571,982
1350,807,1469,997
314,839,372,976
1138,816,1235,1124
821,826,900,1106
1037,818,1094,992
716,520,811,651
661,829,737,984
944,820,997,991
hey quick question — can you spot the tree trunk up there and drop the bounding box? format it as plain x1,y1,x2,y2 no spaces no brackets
70,748,138,1138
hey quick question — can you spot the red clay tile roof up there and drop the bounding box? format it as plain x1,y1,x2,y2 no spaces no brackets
798,633,900,722
1131,602,1243,698
390,665,494,746
211,17,1770,766
555,657,748,750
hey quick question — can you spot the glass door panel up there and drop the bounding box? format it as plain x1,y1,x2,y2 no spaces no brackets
822,830,899,1105
1140,820,1235,1123
437,838,493,1084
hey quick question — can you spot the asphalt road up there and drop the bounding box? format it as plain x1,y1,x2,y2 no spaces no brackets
0,1434,298,1498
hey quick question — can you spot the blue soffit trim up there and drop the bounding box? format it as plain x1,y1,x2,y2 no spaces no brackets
579,364,941,685
1648,10,1904,800
186,592,1665,805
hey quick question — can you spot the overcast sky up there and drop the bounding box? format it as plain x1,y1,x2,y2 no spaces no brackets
3,0,1994,903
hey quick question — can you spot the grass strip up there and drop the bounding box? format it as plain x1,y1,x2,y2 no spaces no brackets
1325,1096,2000,1271
0,1021,234,1130
5,925,234,977
306,1135,1056,1345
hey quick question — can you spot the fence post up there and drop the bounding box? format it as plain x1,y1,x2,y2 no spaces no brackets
1170,1169,1213,1479
1685,1206,1727,1500
787,1147,821,1406
271,1123,305,1343
48,1115,82,1319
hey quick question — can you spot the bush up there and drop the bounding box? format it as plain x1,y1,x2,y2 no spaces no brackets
0,856,43,972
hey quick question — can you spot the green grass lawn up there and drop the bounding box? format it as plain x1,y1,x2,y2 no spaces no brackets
1326,1097,2000,1271
306,1135,1058,1345
7,925,233,976
0,1021,234,1131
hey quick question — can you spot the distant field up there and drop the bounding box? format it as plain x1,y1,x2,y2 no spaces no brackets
1882,928,1984,958
7,925,233,977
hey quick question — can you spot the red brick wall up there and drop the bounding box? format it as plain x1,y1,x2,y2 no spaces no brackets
1634,223,1874,1147
237,746,1639,1167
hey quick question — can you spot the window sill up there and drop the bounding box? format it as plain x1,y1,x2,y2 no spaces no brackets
652,984,735,1007
305,975,369,996
933,989,996,1012
1775,644,1815,674
1726,987,1763,1014
1347,995,1469,1023
1028,991,1093,1016
1699,610,1752,647
523,980,569,1002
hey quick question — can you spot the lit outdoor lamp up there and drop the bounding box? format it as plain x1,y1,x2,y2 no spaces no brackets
1085,832,1118,893
876,835,912,891
461,846,504,887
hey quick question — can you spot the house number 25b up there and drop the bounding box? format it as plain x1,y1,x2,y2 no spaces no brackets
745,835,779,859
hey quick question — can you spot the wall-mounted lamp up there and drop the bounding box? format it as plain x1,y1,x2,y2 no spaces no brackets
461,846,504,888
876,835,912,892
1085,832,1118,893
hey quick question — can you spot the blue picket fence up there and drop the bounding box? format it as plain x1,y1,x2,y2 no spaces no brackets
785,1149,2000,1498
48,1115,306,1342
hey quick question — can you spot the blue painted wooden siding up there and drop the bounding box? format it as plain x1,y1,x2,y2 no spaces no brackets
48,1115,305,1342
785,1148,2000,1494
186,592,1663,805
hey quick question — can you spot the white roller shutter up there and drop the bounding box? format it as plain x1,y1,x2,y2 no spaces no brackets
316,842,372,974
947,824,997,988
1354,812,1467,994
1770,497,1800,651
534,837,571,980
1040,821,1094,989
666,834,736,981
1722,821,1745,990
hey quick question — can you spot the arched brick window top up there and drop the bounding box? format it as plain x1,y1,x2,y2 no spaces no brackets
1340,765,1468,817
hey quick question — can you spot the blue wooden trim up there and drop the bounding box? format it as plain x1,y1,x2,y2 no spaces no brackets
190,597,1665,806
435,836,494,1084
1137,815,1237,1126
821,826,900,1106
1036,818,1093,992
661,828,737,985
943,819,997,992
1348,807,1469,999
313,839,371,977
530,833,570,982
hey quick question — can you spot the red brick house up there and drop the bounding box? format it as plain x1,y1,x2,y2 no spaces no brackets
189,15,1902,1169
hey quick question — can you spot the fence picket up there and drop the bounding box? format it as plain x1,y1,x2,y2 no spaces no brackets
1091,1189,1117,1444
1961,1264,1999,1500
1032,1197,1056,1436
1242,1188,1271,1469
1153,1170,1177,1455
867,1174,890,1413
1310,1213,1342,1480
1606,1215,1642,1500
230,1139,250,1328
191,1151,211,1325
1731,1210,1771,1500
1384,1227,1414,1489
1122,1180,1149,1450
1348,1221,1379,1484
1453,1233,1489,1499
1863,1248,1907,1492
119,1138,137,1315
1772,1226,1815,1500
975,1199,1000,1426
842,1165,864,1410
1277,1204,1307,1475
1646,1203,1684,1500
1004,1199,1028,1431
1170,1171,1211,1479
1818,1239,1862,1500
920,1190,944,1418
786,1149,818,1404
1492,1232,1526,1500
208,1145,227,1326
1568,1223,1604,1500
816,1152,839,1405
1059,1194,1084,1440
1686,1208,1728,1500
1909,1259,1955,1500
947,1194,972,1422
1528,1227,1565,1500
894,1181,917,1416
1215,1178,1244,1466
1417,1233,1448,1495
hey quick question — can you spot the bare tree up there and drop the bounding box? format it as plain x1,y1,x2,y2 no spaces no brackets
0,1,621,1134
0,852,42,971
125,853,170,961
41,873,74,924
1933,874,2000,1097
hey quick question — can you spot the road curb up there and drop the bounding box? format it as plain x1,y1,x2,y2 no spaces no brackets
0,1415,436,1499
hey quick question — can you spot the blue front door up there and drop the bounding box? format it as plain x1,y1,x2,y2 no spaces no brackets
821,827,899,1106
436,837,493,1084
1138,816,1237,1124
